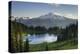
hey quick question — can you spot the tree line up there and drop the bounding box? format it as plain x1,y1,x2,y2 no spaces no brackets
10,18,78,52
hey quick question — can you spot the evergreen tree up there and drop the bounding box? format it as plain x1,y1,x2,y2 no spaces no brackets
24,38,29,52
45,42,48,51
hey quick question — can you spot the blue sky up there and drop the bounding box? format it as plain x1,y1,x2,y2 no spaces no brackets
11,1,78,19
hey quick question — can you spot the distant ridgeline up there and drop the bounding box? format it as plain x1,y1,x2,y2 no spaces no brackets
10,12,78,36
12,13,77,29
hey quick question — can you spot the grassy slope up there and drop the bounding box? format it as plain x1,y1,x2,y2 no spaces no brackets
29,38,78,52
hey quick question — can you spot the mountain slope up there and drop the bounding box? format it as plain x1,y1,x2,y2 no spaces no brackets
16,13,77,28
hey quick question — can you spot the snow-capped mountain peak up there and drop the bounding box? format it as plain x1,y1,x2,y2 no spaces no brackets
38,12,65,20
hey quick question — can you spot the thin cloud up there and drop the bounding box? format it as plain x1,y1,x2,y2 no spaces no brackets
48,3,60,8
64,13,77,19
54,12,62,16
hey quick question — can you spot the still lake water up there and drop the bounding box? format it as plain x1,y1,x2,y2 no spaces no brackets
23,33,57,44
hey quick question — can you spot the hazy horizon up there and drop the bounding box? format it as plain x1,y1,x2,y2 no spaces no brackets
11,1,78,19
